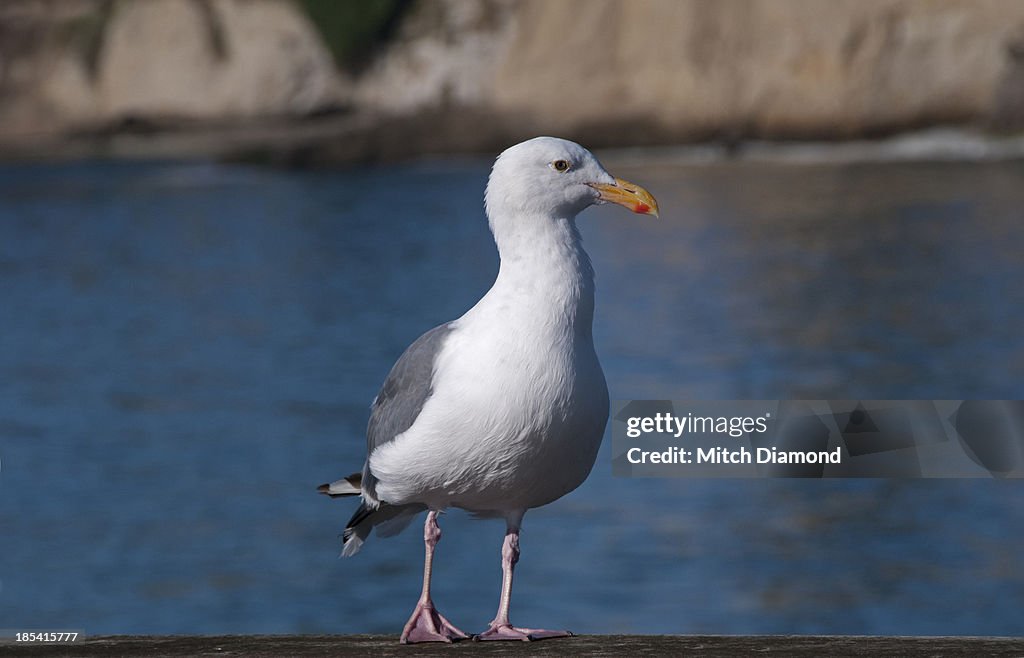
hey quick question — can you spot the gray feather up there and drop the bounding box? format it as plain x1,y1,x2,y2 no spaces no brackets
362,323,453,498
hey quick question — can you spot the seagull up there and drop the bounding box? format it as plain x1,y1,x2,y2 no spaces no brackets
319,136,658,643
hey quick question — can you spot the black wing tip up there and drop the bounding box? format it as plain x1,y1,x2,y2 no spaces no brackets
346,502,375,530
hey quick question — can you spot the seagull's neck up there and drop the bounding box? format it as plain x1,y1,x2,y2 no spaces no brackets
485,213,596,339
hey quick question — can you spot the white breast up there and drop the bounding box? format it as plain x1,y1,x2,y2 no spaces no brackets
369,217,609,513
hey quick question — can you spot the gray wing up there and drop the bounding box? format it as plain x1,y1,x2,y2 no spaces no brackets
362,323,453,496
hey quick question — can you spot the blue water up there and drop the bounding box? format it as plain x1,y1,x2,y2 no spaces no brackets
1,157,1023,637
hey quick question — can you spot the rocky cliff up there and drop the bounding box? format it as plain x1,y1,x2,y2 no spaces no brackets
355,0,1024,146
3,0,1024,159
0,0,343,139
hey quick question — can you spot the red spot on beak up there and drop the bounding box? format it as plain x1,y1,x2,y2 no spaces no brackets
634,202,651,214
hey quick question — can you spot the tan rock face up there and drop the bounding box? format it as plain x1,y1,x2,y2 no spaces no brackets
4,0,1024,150
1,0,345,138
356,0,1024,140
95,0,342,118
351,0,519,114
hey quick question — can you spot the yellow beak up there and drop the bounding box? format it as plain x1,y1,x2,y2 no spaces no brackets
590,178,659,217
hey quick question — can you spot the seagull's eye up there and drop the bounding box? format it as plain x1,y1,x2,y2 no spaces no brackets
552,159,571,173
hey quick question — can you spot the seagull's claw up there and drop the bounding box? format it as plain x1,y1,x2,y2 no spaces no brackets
474,624,574,642
399,602,469,644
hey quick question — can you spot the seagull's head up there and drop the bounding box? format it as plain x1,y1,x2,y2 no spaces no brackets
485,136,659,224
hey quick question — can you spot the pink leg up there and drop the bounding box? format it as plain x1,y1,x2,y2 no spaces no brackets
475,523,573,642
399,511,469,644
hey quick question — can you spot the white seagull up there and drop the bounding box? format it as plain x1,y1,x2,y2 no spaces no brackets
320,136,658,643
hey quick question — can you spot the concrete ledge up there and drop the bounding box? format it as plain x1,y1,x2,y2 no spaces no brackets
4,635,1023,656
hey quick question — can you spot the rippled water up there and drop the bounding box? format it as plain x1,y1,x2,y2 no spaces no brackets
1,156,1022,637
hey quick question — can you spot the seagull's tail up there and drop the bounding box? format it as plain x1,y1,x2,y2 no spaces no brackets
319,471,426,556
317,472,362,497
341,501,426,557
